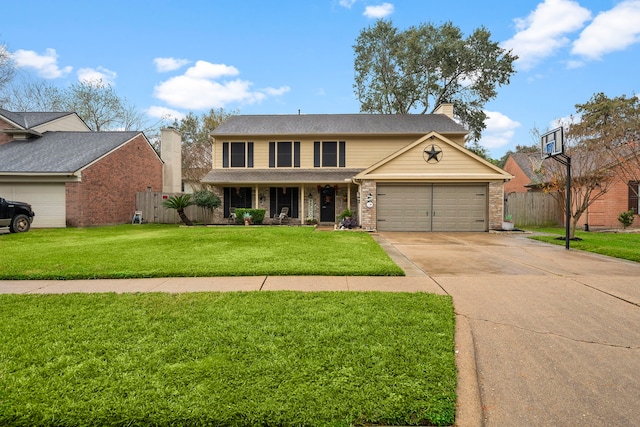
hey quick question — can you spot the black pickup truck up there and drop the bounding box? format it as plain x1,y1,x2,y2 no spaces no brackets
0,197,35,233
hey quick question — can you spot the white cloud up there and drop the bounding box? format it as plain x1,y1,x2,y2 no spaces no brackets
339,0,357,8
77,66,117,85
154,57,191,72
146,106,185,121
10,48,72,78
572,0,640,60
481,110,521,149
153,60,289,110
184,60,239,79
501,0,591,71
363,2,394,18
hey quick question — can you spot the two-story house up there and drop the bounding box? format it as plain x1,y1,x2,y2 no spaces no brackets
204,105,512,232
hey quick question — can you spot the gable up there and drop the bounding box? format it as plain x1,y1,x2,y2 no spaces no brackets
356,133,513,181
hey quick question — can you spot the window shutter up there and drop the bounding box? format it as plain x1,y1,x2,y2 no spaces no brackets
248,142,254,168
294,142,300,167
269,142,275,168
314,142,320,167
339,141,346,167
270,187,277,217
222,142,229,168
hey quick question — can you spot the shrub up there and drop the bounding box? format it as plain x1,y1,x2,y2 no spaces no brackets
235,208,266,224
193,190,221,211
618,210,635,229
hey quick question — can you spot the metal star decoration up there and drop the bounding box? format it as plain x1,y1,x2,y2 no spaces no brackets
424,144,443,163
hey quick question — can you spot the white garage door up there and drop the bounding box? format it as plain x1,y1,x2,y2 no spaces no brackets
0,183,66,228
377,184,487,232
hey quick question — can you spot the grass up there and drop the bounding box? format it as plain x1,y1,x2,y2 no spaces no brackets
0,292,457,427
527,227,640,262
0,224,403,279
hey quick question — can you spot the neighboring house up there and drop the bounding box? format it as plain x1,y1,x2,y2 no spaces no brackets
503,152,544,194
503,152,640,229
0,108,163,228
204,105,513,231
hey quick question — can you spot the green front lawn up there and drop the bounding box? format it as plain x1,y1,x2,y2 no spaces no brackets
0,292,457,426
0,225,403,279
528,227,640,262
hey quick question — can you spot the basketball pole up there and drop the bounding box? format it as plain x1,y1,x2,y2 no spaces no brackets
551,153,571,250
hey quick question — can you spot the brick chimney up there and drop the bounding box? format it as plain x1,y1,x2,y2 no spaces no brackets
161,127,182,193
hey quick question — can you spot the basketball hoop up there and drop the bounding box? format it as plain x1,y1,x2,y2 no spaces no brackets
540,127,564,160
540,126,571,249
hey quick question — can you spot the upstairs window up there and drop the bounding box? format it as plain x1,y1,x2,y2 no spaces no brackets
314,141,346,167
222,142,253,168
269,141,300,168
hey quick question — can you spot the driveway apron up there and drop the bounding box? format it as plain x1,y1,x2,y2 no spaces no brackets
378,231,640,426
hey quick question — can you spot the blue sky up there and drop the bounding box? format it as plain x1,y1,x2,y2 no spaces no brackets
2,0,639,158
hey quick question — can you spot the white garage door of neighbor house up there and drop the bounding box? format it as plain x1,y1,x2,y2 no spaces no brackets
0,183,66,228
376,184,488,232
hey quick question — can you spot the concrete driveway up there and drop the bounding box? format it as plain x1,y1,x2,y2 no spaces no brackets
377,231,640,426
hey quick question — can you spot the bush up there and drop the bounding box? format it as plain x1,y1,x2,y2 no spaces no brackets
618,210,635,229
235,208,266,224
193,190,221,211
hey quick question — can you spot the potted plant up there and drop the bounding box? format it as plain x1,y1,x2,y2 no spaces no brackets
502,214,514,231
243,211,253,226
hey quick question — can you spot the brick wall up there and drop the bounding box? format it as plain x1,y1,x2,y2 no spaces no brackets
503,157,532,193
359,180,377,231
587,174,639,229
488,181,505,230
66,134,163,227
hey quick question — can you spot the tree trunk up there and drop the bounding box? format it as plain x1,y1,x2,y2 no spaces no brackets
177,208,193,226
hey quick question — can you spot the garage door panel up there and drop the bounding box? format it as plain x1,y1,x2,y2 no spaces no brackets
0,183,66,228
377,185,432,231
433,185,487,232
376,183,487,232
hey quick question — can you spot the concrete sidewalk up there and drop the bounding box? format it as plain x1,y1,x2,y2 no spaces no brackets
0,275,445,294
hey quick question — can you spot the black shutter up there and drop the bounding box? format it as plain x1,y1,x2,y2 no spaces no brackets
294,142,300,167
314,141,320,167
248,142,254,168
339,141,346,167
270,187,277,217
269,142,275,168
222,142,229,168
223,187,230,216
292,188,299,218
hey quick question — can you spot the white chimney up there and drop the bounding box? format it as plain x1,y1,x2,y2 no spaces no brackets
161,127,182,193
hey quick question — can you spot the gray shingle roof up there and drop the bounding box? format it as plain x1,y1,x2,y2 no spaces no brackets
0,108,75,129
0,131,142,173
203,168,364,184
510,153,543,183
211,114,467,136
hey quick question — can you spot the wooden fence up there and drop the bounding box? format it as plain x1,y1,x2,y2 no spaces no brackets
135,192,211,224
505,192,562,227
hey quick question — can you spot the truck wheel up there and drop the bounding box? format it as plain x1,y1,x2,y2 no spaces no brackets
10,214,31,233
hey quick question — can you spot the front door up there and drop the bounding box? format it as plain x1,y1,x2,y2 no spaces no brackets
320,185,335,223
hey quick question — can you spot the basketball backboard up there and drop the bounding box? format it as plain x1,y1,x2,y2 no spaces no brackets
540,127,564,160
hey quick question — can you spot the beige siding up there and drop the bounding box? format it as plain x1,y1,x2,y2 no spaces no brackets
33,115,90,132
364,138,506,180
212,135,459,170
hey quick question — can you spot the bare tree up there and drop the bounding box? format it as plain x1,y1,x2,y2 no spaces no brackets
538,126,614,239
0,42,16,105
173,108,236,190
